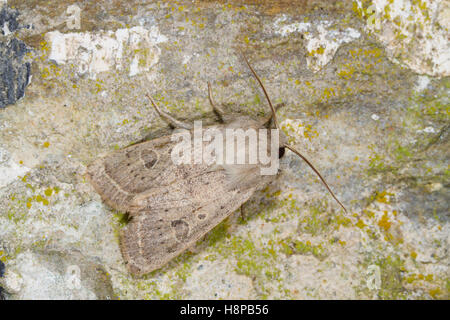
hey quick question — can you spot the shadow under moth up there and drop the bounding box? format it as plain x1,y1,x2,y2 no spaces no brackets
87,54,347,276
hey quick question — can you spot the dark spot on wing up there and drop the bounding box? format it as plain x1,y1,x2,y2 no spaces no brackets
171,219,189,241
198,213,206,220
141,149,158,169
167,244,177,253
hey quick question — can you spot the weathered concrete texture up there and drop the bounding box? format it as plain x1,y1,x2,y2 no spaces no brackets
0,250,115,299
0,0,448,299
354,0,450,77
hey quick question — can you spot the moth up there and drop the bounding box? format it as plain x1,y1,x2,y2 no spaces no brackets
87,54,347,275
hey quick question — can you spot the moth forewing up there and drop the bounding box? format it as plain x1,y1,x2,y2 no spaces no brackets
87,117,281,275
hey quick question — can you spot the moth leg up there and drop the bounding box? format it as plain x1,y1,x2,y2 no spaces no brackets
262,102,286,127
146,94,193,130
239,204,247,221
207,82,225,123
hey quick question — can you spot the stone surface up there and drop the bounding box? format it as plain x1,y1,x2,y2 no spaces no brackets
0,37,32,108
0,260,4,277
354,0,450,77
0,5,21,35
0,5,32,109
0,259,4,299
0,0,448,300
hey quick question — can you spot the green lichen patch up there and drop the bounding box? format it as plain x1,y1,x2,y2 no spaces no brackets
298,201,351,235
357,253,407,299
279,238,328,260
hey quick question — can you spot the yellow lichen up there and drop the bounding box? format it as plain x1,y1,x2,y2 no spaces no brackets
429,287,442,299
44,188,53,197
378,212,391,231
356,219,366,229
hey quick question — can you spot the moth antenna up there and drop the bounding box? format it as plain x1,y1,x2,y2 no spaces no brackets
146,93,192,130
106,265,131,278
207,82,225,122
240,52,347,213
284,145,348,214
240,51,279,130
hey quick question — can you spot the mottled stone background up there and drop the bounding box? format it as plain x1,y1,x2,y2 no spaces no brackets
0,0,448,299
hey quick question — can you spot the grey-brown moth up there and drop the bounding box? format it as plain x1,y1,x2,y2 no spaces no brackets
86,54,347,275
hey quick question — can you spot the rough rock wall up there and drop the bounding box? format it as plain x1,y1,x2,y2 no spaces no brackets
0,0,448,299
